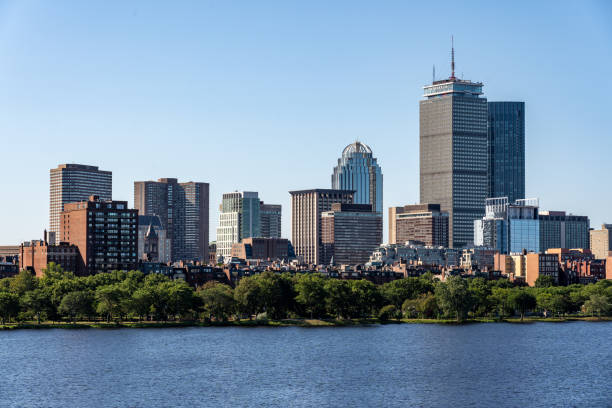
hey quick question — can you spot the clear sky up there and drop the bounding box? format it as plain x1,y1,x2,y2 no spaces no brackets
1,0,611,245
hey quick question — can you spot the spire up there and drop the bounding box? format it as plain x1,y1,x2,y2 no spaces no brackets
450,35,456,80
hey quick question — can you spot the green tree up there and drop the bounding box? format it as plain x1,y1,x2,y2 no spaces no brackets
324,279,352,319
380,278,433,309
535,275,556,288
348,279,381,318
0,292,20,324
583,294,611,317
58,291,94,322
467,277,492,317
129,287,154,321
509,289,537,321
234,277,261,319
254,272,294,319
163,281,195,320
402,293,439,319
10,270,37,295
95,284,126,323
22,289,54,324
435,276,472,322
378,305,399,321
488,287,513,318
295,274,327,318
198,282,235,322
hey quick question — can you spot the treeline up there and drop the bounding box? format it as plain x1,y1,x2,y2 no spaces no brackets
0,263,611,325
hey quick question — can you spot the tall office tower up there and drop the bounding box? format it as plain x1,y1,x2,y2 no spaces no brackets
420,44,488,248
290,189,354,265
590,224,612,259
389,204,449,247
538,211,590,252
331,141,383,213
321,203,382,265
260,202,282,238
488,102,525,202
134,178,209,262
61,195,138,275
216,191,261,261
49,164,112,235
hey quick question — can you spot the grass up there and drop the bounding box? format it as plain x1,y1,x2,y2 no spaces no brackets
1,315,611,330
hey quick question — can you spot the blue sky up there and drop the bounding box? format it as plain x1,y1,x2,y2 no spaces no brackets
1,0,611,244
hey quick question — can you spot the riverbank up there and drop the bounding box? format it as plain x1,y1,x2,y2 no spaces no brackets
1,316,611,330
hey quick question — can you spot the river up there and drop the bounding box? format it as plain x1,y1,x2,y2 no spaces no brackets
1,322,610,407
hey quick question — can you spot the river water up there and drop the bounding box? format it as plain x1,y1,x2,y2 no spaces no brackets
0,322,610,407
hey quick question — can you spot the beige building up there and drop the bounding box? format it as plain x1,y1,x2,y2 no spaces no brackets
389,204,449,247
290,189,354,265
590,224,612,260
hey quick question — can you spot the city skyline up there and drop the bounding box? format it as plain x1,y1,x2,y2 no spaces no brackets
1,1,611,244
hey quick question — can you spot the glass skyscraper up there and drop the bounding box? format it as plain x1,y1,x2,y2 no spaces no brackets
487,102,525,203
420,70,488,248
331,141,383,214
216,191,261,261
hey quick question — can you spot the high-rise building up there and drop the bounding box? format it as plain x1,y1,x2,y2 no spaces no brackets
260,202,282,238
321,203,382,265
50,164,112,235
290,189,354,265
590,224,612,260
61,195,138,275
420,46,488,248
331,141,383,213
134,178,209,262
389,204,449,247
474,197,539,254
488,102,525,203
216,191,261,261
539,211,589,252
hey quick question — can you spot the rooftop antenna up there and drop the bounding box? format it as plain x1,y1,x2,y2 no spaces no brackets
450,35,455,80
433,64,436,82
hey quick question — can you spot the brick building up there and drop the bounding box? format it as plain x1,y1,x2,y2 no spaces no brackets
231,237,290,261
61,196,138,275
19,240,80,277
389,204,449,247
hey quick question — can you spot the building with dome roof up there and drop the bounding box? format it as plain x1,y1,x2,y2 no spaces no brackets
331,141,383,214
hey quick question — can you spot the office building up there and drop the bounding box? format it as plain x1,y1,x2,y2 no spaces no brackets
216,191,261,261
494,252,559,286
260,202,282,238
231,237,291,261
487,102,525,203
539,211,589,252
420,47,488,248
590,224,612,260
474,197,539,254
137,215,171,263
134,178,209,262
389,204,449,247
321,203,382,265
290,189,354,265
19,239,80,277
331,141,383,213
61,195,138,275
50,164,112,235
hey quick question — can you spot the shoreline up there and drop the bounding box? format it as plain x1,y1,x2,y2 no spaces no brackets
1,316,611,330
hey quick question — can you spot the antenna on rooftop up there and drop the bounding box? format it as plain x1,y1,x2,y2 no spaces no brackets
450,35,455,80
433,65,436,82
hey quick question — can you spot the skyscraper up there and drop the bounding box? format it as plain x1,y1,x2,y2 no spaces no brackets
134,178,209,262
49,164,112,236
216,191,261,261
331,141,383,213
260,202,282,238
488,102,525,203
420,44,487,248
290,189,354,265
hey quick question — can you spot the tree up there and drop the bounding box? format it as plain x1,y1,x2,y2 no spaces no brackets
435,276,472,322
234,277,261,319
509,289,537,322
467,278,491,317
0,292,20,324
95,284,126,323
378,305,399,321
380,278,433,309
348,279,381,318
254,272,294,319
488,287,513,318
58,291,94,322
583,295,611,318
198,282,235,322
129,287,154,321
10,270,37,295
295,274,327,319
165,281,196,320
403,293,439,319
324,279,352,319
535,275,556,288
22,289,54,324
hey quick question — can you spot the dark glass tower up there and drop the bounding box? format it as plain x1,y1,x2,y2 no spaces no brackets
419,46,488,248
487,102,525,203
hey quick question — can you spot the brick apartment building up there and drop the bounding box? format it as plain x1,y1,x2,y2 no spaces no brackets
19,240,80,277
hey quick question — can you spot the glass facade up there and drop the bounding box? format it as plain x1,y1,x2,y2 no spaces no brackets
216,191,261,260
487,102,525,203
331,142,383,214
